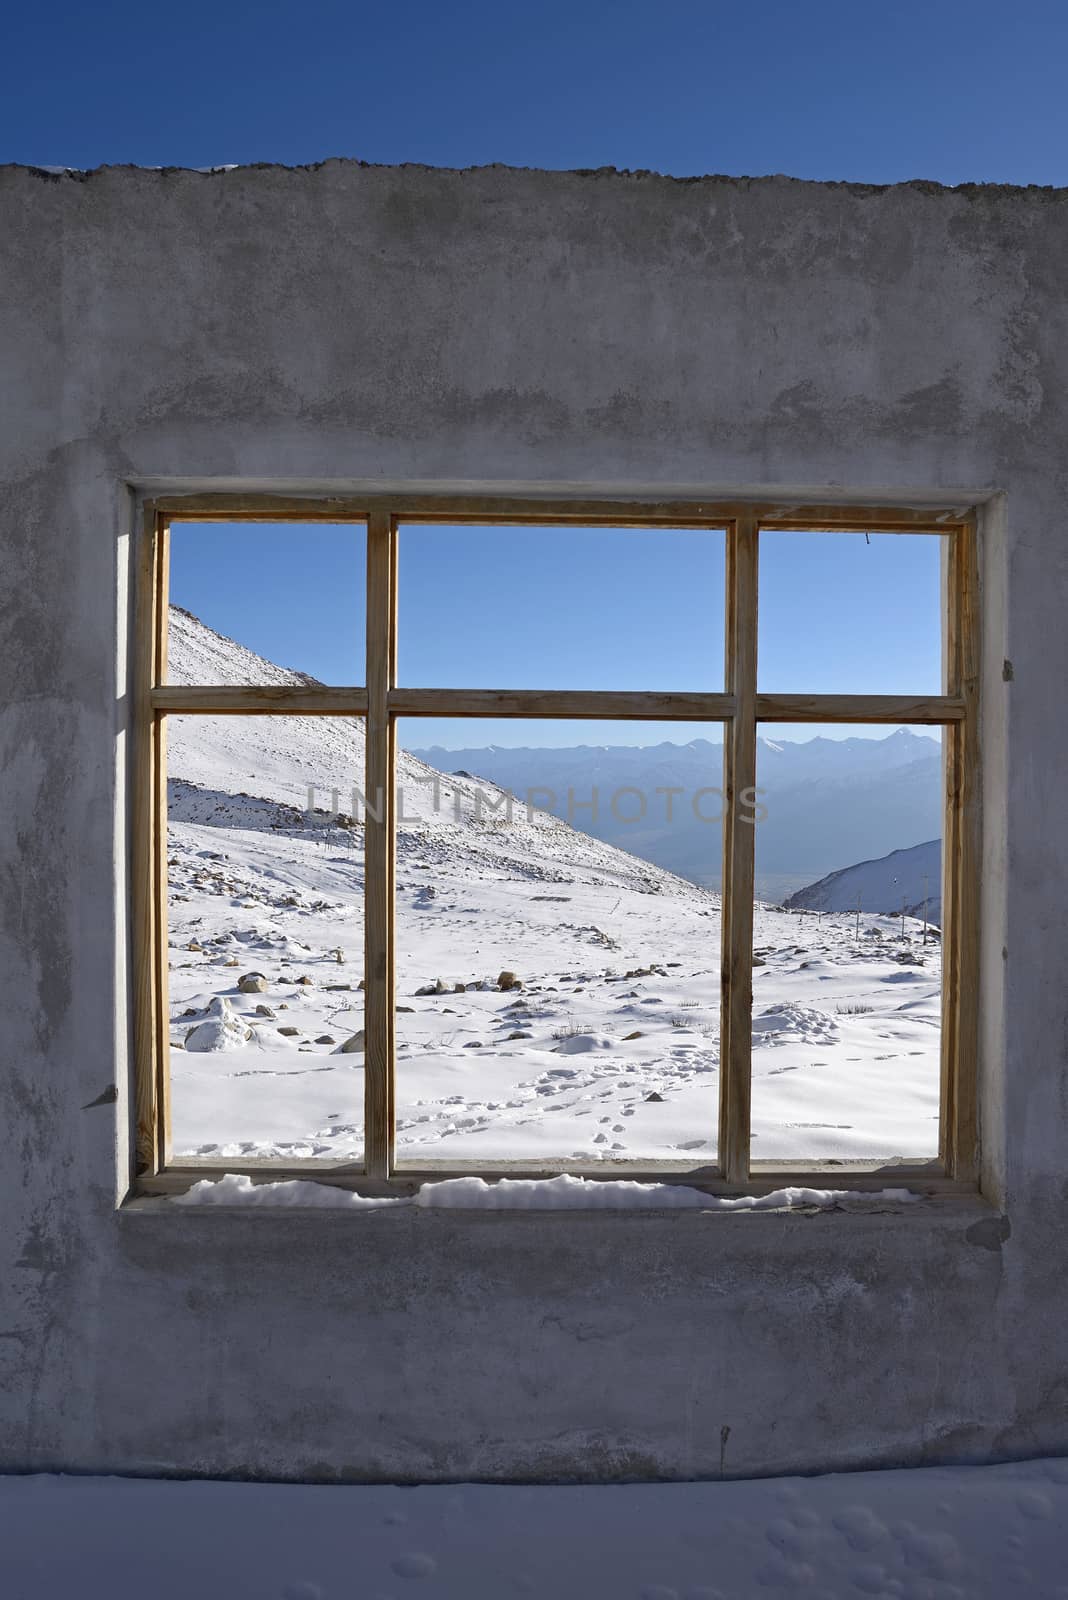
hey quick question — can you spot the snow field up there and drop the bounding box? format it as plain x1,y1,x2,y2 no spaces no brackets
5,1458,1068,1599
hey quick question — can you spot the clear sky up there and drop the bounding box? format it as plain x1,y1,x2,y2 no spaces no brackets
4,0,1068,185
12,0,1050,744
169,521,942,744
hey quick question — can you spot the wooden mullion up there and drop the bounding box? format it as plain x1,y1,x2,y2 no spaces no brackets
756,693,964,724
155,689,958,728
940,730,961,1173
153,523,172,1166
941,523,980,1181
939,527,959,1174
387,522,399,1142
149,493,972,533
719,517,759,1185
133,509,170,1175
131,508,157,1174
395,512,950,532
152,685,369,715
364,513,397,1179
389,688,736,720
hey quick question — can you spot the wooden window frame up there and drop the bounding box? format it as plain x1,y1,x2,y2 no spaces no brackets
133,495,980,1200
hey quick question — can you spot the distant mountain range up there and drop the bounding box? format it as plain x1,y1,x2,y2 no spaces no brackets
406,731,942,900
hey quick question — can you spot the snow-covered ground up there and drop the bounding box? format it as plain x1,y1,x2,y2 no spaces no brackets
6,1459,1068,1599
166,611,941,1169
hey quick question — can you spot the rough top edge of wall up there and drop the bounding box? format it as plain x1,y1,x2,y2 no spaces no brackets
2,158,1068,202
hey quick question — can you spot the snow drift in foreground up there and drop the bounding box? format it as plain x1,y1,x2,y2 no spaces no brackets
173,1172,917,1210
4,1459,1068,1599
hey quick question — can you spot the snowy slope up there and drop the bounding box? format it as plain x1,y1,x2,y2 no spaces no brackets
785,838,942,924
164,609,942,1169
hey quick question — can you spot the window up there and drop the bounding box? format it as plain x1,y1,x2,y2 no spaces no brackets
134,497,979,1197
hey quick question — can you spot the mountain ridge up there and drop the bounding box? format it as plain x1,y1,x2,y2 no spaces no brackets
408,731,942,891
784,838,942,924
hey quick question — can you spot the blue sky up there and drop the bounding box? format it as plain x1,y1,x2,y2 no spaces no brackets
169,521,942,744
11,0,1051,744
4,0,1068,185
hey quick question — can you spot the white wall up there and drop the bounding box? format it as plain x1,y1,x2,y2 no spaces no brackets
0,162,1057,1481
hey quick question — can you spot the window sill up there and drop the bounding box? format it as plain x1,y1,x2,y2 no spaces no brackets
125,1162,986,1215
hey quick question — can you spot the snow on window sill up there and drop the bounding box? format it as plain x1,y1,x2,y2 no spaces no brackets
159,1172,923,1212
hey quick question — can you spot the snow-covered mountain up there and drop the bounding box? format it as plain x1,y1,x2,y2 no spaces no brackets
164,608,943,1171
167,605,694,898
784,839,942,925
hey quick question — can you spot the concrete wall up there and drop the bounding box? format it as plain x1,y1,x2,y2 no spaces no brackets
0,161,1063,1482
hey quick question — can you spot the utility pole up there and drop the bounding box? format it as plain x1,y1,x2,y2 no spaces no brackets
855,891,861,945
901,893,907,942
922,873,929,944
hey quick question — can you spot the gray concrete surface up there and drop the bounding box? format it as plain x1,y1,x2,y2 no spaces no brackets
0,161,1058,1481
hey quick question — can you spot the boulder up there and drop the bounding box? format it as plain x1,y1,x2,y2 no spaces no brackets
497,970,522,991
238,972,268,994
337,1030,366,1054
184,996,251,1053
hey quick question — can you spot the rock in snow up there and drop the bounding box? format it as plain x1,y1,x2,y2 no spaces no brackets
184,997,251,1052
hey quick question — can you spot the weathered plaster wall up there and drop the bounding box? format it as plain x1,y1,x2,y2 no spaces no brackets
0,161,1061,1482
